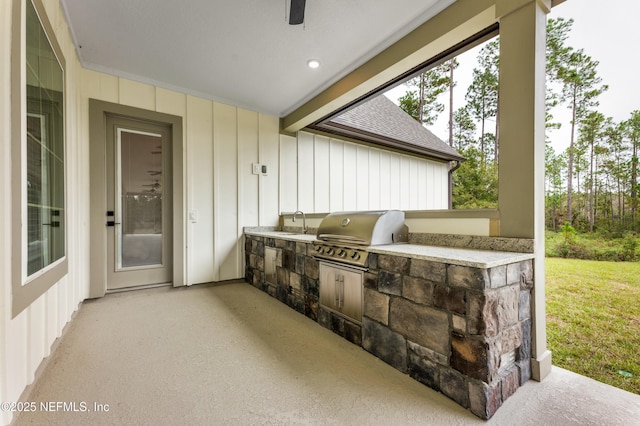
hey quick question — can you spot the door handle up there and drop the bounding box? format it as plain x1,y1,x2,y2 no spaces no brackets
106,210,119,226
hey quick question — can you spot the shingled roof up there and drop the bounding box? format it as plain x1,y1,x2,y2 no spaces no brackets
313,95,464,162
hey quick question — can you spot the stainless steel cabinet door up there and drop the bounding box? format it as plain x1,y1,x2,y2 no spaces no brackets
319,263,363,322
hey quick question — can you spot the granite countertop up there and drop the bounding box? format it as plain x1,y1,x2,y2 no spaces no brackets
368,243,534,269
244,228,535,268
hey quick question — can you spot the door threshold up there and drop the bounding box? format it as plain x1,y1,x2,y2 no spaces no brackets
106,282,172,294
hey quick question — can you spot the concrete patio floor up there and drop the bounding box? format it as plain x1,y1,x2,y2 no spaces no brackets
13,281,640,425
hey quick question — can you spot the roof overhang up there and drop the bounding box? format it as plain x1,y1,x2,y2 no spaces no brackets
310,121,465,162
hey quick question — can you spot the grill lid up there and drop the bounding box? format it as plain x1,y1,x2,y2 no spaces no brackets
316,210,408,246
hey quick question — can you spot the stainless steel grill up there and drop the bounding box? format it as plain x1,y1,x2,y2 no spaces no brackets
312,210,408,268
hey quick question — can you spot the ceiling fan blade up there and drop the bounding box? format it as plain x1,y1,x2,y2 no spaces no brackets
289,0,306,25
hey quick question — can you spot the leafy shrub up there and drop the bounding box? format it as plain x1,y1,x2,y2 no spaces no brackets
593,246,624,261
622,232,638,261
546,228,640,262
554,222,587,258
556,241,594,259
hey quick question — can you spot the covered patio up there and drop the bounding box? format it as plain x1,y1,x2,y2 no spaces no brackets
2,0,624,423
14,282,640,425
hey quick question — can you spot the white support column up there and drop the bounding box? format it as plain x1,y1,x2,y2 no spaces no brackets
496,0,552,381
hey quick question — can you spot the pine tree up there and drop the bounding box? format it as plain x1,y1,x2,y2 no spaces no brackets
398,61,454,126
451,107,476,150
465,39,499,165
623,110,640,230
601,122,627,227
556,49,608,225
546,145,566,231
545,18,574,135
578,111,607,231
446,58,459,146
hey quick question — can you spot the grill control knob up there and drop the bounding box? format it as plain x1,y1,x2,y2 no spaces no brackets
350,251,361,260
337,249,346,258
326,247,335,255
314,245,323,253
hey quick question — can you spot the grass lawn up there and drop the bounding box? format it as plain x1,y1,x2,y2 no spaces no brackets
546,258,640,394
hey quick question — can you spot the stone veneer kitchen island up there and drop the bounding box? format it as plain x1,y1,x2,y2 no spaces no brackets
244,228,535,419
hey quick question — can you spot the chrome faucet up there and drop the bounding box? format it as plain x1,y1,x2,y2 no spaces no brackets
292,210,308,234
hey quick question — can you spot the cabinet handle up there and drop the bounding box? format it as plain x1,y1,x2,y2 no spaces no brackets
337,274,344,309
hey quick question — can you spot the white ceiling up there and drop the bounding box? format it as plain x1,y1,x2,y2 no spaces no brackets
61,0,456,117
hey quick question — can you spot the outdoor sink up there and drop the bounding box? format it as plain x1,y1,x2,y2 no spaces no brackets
266,231,316,240
276,232,313,237
243,229,317,241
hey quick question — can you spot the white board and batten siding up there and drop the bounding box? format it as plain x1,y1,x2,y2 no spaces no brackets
80,72,281,284
1,1,88,423
281,131,450,213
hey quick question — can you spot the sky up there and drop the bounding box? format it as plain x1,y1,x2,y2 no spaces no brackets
547,0,640,152
385,0,640,155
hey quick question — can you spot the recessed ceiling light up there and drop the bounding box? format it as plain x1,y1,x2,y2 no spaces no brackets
307,59,320,69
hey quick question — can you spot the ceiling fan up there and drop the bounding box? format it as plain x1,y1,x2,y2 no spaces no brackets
142,180,161,189
288,0,306,25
